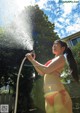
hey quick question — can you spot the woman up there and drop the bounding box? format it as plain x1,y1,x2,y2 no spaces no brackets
25,40,79,113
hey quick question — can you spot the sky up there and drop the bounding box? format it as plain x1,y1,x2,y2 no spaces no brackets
0,0,80,38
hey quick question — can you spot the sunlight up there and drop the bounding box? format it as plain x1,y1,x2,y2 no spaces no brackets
15,0,36,13
0,0,36,26
4,0,36,16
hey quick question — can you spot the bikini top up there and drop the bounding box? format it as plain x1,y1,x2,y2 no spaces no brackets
44,55,70,76
44,54,67,66
45,59,52,66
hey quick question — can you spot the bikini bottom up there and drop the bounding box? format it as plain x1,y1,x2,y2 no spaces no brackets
44,89,67,106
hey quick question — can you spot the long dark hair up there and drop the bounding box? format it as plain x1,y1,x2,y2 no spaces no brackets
54,40,79,83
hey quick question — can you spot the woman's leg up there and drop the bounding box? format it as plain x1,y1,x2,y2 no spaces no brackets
45,92,58,113
54,90,73,113
45,99,55,113
64,92,73,113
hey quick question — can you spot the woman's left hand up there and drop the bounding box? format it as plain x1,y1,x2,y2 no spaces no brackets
25,53,33,61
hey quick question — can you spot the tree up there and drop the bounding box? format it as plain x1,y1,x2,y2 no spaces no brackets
72,42,80,77
21,5,59,63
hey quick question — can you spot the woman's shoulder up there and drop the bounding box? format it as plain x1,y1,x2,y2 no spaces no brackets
51,55,66,66
53,54,65,61
45,55,65,66
59,54,66,62
56,55,66,64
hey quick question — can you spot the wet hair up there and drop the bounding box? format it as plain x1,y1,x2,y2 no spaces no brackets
54,39,79,83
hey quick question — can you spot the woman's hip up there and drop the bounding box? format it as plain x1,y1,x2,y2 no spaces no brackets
44,89,72,106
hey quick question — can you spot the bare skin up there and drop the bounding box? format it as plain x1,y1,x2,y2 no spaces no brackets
26,42,72,113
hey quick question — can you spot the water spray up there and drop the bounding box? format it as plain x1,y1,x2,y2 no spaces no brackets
14,50,35,113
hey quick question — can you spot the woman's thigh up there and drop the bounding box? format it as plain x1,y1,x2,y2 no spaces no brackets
54,91,73,113
45,92,58,113
45,99,55,113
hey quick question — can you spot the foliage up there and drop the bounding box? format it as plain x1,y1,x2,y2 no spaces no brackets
31,77,45,111
0,27,5,35
72,42,80,76
60,42,80,83
22,5,59,63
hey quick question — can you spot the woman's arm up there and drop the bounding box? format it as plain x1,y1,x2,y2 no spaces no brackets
28,55,65,74
25,53,45,76
33,66,45,76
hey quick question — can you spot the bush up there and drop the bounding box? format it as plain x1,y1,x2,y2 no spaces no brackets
72,42,80,76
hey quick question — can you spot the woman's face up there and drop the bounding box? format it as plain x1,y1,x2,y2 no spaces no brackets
52,42,65,56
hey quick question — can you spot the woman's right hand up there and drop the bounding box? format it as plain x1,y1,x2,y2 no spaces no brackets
25,52,36,61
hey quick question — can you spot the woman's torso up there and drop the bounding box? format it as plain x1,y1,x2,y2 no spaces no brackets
44,55,66,94
44,73,65,94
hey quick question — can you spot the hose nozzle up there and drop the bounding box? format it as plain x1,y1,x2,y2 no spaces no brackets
25,50,35,59
30,50,35,58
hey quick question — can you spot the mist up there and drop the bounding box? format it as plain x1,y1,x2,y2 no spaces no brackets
0,0,35,50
